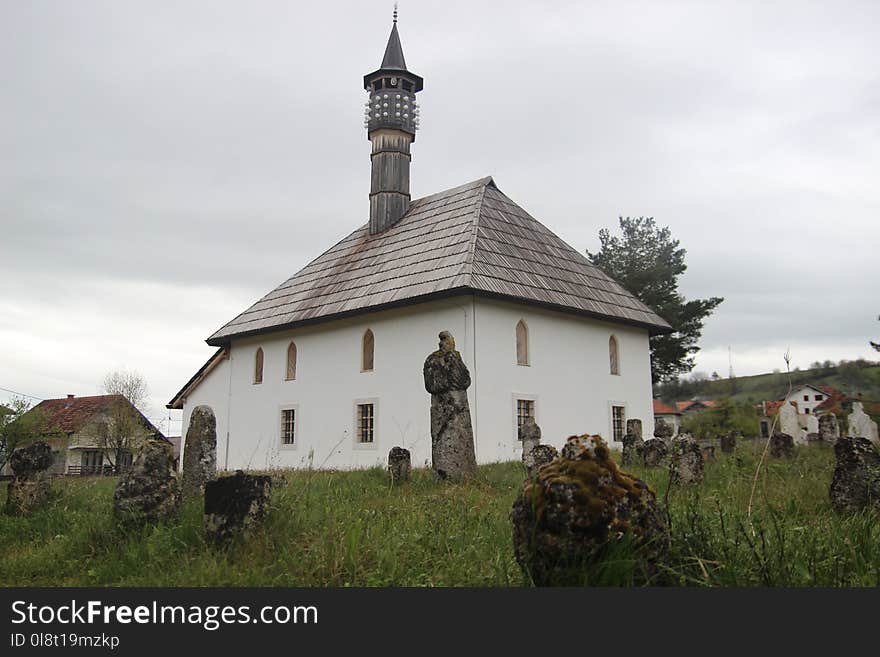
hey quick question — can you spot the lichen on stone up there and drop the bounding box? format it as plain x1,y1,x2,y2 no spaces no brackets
511,434,669,586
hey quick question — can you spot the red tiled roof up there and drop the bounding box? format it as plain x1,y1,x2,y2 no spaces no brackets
675,400,717,412
763,400,797,417
653,400,679,415
29,394,164,439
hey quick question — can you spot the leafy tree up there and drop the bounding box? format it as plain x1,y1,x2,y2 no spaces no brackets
98,370,154,473
0,397,62,471
587,217,723,383
680,399,757,440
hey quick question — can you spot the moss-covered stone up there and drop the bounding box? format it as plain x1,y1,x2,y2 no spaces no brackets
829,437,880,514
525,443,558,478
640,438,668,467
669,436,704,485
770,432,795,458
114,440,181,526
510,434,669,586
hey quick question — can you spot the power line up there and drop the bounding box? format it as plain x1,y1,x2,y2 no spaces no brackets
0,386,44,401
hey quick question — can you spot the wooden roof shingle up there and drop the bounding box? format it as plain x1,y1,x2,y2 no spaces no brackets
206,177,671,345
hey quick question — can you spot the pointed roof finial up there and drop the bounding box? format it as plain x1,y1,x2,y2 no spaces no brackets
393,3,398,24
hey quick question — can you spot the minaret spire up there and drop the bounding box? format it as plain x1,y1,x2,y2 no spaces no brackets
363,12,424,234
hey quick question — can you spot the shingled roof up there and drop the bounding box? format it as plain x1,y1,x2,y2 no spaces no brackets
206,177,671,346
29,394,165,439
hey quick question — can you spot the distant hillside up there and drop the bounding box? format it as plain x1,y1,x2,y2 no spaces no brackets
655,361,880,406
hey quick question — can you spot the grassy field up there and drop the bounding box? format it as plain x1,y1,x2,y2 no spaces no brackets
1,441,878,587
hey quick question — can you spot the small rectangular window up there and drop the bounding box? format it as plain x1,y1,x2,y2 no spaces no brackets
612,406,626,442
357,403,374,443
516,399,535,437
804,408,810,414
281,408,296,446
814,395,823,401
803,395,809,401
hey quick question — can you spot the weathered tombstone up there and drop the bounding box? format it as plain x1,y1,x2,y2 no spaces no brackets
5,441,54,516
720,432,737,454
520,417,542,469
818,413,840,442
388,446,411,484
621,419,644,467
829,437,880,514
701,445,716,462
510,434,669,586
641,438,668,467
525,444,558,478
848,402,879,443
182,405,217,496
769,432,795,458
423,331,477,481
204,470,272,544
669,436,704,485
778,403,800,443
806,414,819,436
626,419,643,441
113,440,181,525
654,418,674,440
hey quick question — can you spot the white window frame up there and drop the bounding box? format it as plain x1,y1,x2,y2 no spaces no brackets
279,404,299,450
511,393,538,442
608,401,627,443
353,398,379,449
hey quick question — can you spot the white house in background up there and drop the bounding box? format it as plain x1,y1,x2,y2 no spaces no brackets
167,18,671,472
784,384,833,416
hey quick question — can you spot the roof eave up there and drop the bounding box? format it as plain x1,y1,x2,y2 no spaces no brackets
205,286,672,347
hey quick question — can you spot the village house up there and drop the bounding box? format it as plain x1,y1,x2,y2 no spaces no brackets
168,17,671,471
2,394,165,476
652,400,682,437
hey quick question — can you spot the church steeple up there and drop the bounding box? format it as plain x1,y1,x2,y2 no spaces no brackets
363,8,423,234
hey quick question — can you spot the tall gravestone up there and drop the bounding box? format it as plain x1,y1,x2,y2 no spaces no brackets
621,419,644,466
778,403,800,443
848,402,879,443
182,405,217,496
818,413,839,442
423,331,477,481
829,437,880,514
520,417,542,470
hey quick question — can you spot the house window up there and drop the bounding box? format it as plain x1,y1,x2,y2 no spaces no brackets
117,450,133,472
516,399,535,436
81,450,103,474
362,329,374,372
611,405,625,442
280,408,296,446
805,408,810,414
356,403,375,443
609,336,620,375
803,395,809,401
286,342,297,380
516,320,529,366
254,347,264,384
815,395,823,401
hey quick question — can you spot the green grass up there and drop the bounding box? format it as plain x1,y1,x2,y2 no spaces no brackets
1,442,878,586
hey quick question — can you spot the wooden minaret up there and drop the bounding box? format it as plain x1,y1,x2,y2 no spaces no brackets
363,8,423,234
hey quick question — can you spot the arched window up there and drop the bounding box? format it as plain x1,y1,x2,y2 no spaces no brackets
609,335,620,375
362,329,374,372
254,347,264,384
516,320,529,366
286,342,297,380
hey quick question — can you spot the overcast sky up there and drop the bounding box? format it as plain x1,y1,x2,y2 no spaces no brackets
2,0,878,434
